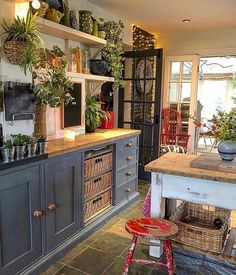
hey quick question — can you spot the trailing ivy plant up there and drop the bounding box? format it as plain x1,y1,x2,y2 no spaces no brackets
100,18,125,92
33,46,74,107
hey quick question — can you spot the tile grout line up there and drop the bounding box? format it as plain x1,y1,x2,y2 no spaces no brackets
62,263,91,275
59,245,90,265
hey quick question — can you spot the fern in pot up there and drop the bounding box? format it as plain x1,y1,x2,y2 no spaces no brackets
85,95,110,133
1,10,44,74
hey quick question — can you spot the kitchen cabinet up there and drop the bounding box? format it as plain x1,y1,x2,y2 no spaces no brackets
45,152,83,251
0,164,43,275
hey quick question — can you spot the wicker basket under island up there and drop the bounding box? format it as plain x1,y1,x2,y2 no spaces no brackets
170,202,231,253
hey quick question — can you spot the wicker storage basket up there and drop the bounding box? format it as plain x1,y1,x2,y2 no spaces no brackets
84,171,112,200
84,189,112,221
84,152,112,179
170,202,230,253
3,41,27,65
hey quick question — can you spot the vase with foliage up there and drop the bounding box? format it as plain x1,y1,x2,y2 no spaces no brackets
33,46,74,137
85,95,110,133
0,139,15,162
11,134,28,159
212,99,236,161
1,10,44,74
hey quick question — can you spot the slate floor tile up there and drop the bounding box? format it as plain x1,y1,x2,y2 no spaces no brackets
68,247,116,274
81,229,105,246
90,232,130,256
41,262,65,275
59,244,89,264
55,265,89,275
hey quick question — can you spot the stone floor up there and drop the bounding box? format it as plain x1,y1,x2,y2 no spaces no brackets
42,181,236,275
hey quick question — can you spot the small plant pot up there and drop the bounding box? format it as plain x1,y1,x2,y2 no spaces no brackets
1,147,15,162
38,142,47,154
85,124,96,133
27,143,38,157
15,145,26,160
218,141,236,161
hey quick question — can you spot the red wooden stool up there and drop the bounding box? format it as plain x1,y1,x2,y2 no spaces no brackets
123,217,178,275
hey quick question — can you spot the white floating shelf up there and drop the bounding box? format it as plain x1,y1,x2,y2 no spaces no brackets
67,72,114,82
37,17,106,46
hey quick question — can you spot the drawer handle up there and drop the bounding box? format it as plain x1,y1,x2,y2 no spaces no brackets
127,156,132,161
33,210,43,219
48,204,56,211
126,172,131,176
125,188,131,193
127,142,132,148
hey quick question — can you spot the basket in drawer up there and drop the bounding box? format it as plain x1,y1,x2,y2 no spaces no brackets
169,202,230,253
84,152,112,179
84,189,112,221
84,171,112,200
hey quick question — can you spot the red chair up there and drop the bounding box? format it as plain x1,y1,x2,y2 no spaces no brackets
161,108,190,148
123,217,178,275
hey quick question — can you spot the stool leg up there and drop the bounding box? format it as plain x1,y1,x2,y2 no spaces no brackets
122,235,137,275
164,240,175,275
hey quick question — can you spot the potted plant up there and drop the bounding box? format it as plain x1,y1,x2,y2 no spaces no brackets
212,101,236,161
33,46,74,137
0,139,15,162
85,95,110,133
36,135,47,154
1,10,44,74
26,136,38,157
11,134,27,159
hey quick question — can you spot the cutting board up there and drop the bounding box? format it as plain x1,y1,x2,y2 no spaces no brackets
190,153,236,174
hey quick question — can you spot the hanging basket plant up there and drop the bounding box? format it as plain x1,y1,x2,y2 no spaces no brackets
1,10,44,74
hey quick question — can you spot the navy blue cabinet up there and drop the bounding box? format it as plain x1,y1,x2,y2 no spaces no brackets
0,165,43,275
45,152,83,251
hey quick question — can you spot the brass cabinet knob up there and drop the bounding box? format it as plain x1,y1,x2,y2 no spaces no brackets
126,172,131,176
33,210,43,219
127,142,132,147
127,156,132,161
125,188,131,193
48,203,56,211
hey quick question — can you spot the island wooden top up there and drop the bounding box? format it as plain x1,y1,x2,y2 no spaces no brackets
145,153,236,184
47,128,141,157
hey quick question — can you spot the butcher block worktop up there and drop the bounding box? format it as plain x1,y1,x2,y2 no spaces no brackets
145,152,236,184
47,128,141,157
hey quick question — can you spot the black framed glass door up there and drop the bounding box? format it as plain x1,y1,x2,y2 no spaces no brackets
119,49,163,180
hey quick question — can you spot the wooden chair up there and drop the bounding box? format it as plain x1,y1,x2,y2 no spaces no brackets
161,108,190,149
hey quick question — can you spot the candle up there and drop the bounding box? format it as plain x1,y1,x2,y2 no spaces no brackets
64,130,76,141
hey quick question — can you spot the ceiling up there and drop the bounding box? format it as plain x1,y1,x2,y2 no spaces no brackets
88,0,236,34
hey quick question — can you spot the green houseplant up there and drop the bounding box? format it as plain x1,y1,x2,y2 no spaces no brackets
33,46,74,137
212,102,236,161
11,134,28,159
0,139,15,162
85,95,110,132
1,10,44,74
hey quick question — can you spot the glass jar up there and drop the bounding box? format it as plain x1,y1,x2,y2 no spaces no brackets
82,51,90,74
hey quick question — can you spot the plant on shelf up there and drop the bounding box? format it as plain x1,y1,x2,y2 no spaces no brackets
212,101,236,161
33,45,74,136
11,134,28,159
1,10,44,74
0,139,15,162
85,95,110,132
99,18,125,92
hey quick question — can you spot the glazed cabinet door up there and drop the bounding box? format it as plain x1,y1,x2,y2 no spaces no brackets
45,152,82,251
0,165,42,275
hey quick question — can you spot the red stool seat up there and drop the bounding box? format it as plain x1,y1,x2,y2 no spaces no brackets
125,217,178,240
123,217,178,275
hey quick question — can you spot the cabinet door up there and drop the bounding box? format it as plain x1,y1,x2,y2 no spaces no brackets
0,166,42,275
45,153,82,251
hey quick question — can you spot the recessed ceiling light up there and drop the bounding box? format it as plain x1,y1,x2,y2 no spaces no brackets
182,19,191,23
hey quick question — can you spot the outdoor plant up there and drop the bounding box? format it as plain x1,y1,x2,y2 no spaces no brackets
85,95,110,132
1,10,44,74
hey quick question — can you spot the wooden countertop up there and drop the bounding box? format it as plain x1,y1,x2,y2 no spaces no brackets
145,153,236,184
47,128,141,157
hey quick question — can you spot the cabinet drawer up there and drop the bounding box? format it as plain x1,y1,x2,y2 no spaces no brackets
115,179,137,204
116,150,137,169
117,137,138,155
116,165,137,186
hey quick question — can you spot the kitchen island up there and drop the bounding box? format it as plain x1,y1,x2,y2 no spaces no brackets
0,129,140,275
145,152,236,260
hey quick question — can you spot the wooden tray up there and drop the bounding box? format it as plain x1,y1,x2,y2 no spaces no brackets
190,153,236,173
